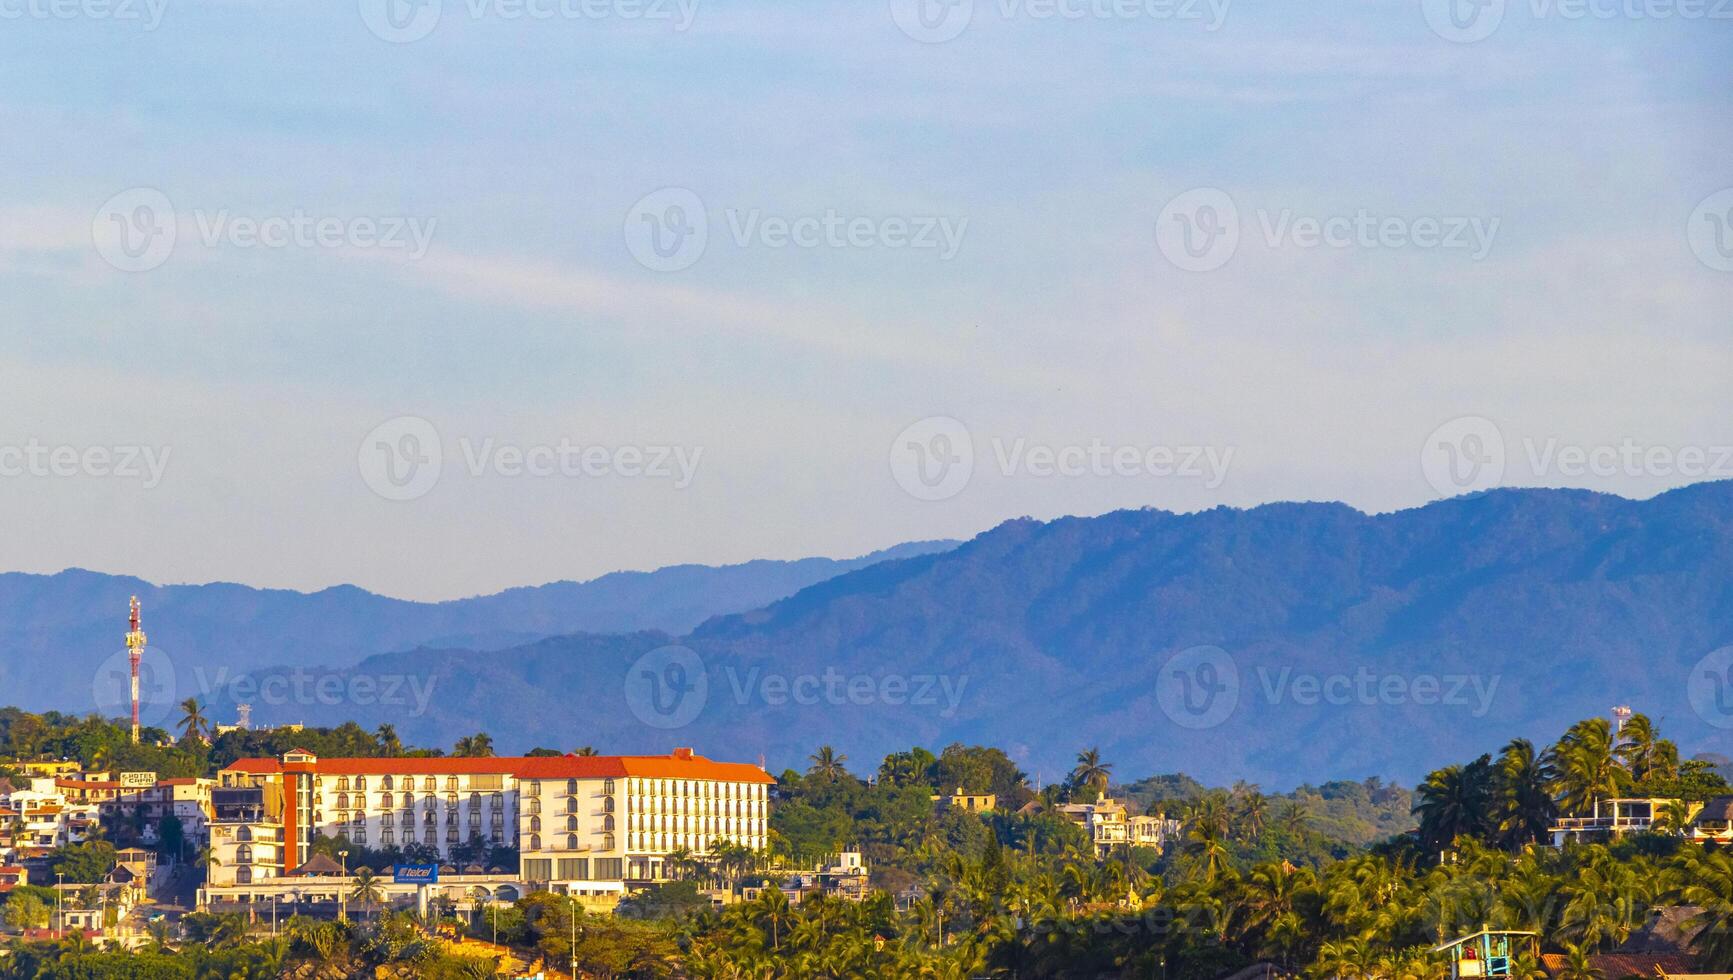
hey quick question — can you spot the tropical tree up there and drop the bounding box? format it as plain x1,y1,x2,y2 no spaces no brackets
1414,755,1493,852
1553,719,1626,816
1069,748,1112,795
177,698,210,743
375,723,402,755
350,868,386,921
807,746,849,782
1491,738,1556,849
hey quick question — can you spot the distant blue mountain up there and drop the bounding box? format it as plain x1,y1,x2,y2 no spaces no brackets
0,540,958,717
276,483,1733,786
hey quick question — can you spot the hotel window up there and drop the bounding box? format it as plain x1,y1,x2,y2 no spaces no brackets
528,799,541,814
530,834,541,850
565,796,578,815
566,834,578,850
404,827,416,843
425,812,436,830
235,843,253,863
601,835,615,853
337,777,350,791
381,776,394,790
603,796,615,813
381,827,394,845
565,815,578,832
446,776,458,790
490,792,503,810
529,816,541,832
355,827,368,843
379,793,392,807
602,815,614,832
236,866,253,884
597,857,621,879
336,793,348,808
423,776,436,791
602,779,614,794
402,793,413,808
355,776,367,791
558,858,588,880
565,778,577,795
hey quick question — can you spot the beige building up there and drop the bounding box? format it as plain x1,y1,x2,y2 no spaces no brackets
204,747,771,903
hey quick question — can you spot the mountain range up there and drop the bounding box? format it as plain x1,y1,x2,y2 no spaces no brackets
9,483,1733,787
0,540,956,719
223,482,1733,787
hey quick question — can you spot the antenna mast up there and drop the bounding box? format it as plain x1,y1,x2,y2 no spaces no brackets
126,596,147,744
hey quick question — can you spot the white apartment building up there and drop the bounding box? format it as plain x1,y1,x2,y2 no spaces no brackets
207,747,770,900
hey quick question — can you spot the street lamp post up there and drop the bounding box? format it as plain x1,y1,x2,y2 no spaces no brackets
55,872,64,939
338,850,349,922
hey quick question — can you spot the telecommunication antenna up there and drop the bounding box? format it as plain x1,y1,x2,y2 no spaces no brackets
126,596,147,744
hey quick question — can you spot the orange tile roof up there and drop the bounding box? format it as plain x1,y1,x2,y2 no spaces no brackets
223,751,772,784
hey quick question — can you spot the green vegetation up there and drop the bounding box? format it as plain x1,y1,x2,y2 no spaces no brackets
2,708,1729,978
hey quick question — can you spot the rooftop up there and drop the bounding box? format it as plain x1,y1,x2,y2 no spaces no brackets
222,749,773,784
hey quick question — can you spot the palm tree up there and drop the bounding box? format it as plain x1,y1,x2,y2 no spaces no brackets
374,724,402,755
751,887,795,951
1414,756,1493,851
1491,738,1556,849
349,868,385,921
1555,943,1605,980
807,746,848,782
1553,718,1627,817
453,733,494,758
1667,846,1733,970
1069,749,1112,796
573,746,599,756
177,698,210,743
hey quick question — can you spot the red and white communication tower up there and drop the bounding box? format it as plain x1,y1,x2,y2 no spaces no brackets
126,595,147,744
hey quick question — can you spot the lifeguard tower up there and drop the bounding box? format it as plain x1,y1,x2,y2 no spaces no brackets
1432,929,1538,979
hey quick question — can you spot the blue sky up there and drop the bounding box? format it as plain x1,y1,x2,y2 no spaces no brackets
1,0,1729,599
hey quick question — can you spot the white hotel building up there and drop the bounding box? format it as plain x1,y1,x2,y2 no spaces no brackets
205,748,770,900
